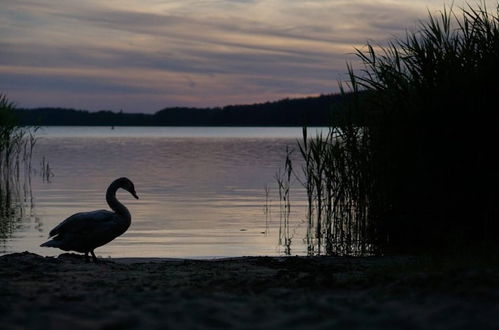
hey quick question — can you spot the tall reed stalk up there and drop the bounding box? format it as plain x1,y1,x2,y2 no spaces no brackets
275,147,293,255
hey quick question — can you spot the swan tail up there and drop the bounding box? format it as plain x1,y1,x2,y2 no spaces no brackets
40,240,60,248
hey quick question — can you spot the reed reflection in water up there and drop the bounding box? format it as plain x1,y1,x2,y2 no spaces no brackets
0,176,42,251
4,127,319,258
0,123,42,251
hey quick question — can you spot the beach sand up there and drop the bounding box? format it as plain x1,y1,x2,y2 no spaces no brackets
1,252,498,329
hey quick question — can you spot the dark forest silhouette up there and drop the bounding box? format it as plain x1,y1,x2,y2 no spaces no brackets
14,94,343,127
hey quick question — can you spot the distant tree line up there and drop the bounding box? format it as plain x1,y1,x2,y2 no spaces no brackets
14,94,345,126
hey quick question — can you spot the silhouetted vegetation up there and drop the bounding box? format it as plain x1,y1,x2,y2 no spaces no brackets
14,94,343,127
0,94,37,239
281,2,499,256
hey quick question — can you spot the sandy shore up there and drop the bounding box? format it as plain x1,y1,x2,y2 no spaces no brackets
1,252,498,329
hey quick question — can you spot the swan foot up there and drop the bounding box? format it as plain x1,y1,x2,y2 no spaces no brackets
84,252,90,263
90,250,98,263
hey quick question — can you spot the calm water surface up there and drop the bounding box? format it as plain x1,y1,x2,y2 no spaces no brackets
1,127,325,258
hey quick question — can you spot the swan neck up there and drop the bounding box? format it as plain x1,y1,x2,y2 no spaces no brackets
106,182,131,220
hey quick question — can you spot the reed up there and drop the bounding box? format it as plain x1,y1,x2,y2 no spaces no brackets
0,94,37,179
263,184,271,236
353,2,499,253
278,2,499,255
275,147,293,255
0,94,38,239
282,97,376,256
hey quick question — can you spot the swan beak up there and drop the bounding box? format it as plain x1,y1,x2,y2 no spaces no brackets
132,191,139,199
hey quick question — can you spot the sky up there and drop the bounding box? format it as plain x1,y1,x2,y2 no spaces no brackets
0,0,495,113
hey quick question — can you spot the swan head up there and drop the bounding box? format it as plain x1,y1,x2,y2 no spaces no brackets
116,177,139,199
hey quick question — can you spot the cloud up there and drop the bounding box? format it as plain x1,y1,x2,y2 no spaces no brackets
2,0,493,112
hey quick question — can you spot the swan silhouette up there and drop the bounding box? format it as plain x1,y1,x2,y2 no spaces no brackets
41,177,139,262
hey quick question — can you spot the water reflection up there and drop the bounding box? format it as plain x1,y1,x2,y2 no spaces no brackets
0,176,41,245
5,127,311,258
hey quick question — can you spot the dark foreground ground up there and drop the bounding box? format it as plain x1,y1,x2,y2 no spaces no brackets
1,252,498,329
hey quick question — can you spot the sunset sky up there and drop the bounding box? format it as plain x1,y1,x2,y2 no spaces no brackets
1,0,494,113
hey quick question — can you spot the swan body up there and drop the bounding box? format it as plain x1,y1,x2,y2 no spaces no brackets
41,177,139,262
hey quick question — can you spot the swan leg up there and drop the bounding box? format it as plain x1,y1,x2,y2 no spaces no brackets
90,250,98,263
84,252,90,263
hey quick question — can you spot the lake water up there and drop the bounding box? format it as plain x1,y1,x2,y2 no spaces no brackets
1,126,326,258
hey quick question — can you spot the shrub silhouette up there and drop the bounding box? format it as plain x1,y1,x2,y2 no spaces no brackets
283,2,499,255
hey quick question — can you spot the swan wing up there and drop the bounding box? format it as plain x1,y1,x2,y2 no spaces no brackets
46,210,128,252
48,210,117,238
